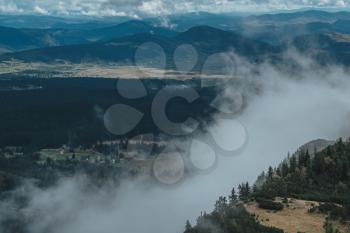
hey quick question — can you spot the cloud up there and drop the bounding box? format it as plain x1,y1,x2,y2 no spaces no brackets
0,2,23,13
137,0,170,15
33,5,48,14
0,0,349,16
2,50,350,233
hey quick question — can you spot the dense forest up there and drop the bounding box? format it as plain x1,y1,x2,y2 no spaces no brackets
184,192,283,233
185,138,350,233
256,139,350,213
0,77,219,148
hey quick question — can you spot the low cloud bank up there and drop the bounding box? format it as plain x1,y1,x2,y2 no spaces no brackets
2,51,350,233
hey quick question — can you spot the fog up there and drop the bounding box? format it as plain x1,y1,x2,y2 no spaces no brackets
2,51,350,233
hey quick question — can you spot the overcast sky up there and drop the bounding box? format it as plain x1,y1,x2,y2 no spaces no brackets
0,0,349,17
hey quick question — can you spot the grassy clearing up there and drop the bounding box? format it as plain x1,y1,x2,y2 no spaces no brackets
39,148,102,162
245,198,350,233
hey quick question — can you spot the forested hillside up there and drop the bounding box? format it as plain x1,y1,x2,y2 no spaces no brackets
185,138,350,233
184,195,283,233
257,138,350,205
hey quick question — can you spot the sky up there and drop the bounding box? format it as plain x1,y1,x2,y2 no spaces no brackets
0,0,349,17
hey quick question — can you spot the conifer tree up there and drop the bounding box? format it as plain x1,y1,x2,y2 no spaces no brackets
229,187,238,205
290,155,297,172
268,166,274,179
185,220,192,231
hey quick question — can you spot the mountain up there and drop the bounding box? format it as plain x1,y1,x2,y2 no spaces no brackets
172,11,350,47
153,11,350,32
0,26,43,53
2,10,349,32
186,138,350,233
237,19,350,46
257,138,350,203
16,21,171,47
0,14,130,29
291,32,350,65
0,27,90,54
232,11,350,46
20,28,89,46
333,20,350,34
162,12,243,31
0,20,177,54
83,20,177,41
176,26,278,56
237,22,332,46
2,11,350,55
3,11,350,66
0,33,175,64
248,138,350,233
247,10,350,25
0,26,277,66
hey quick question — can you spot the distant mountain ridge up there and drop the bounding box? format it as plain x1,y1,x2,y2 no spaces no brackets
2,10,350,67
0,26,276,67
247,10,350,24
84,20,177,41
0,20,177,54
291,32,350,65
0,14,130,29
177,26,278,55
0,26,43,52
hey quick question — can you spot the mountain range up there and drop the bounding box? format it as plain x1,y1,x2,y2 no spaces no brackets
0,20,176,54
1,10,350,68
0,26,277,68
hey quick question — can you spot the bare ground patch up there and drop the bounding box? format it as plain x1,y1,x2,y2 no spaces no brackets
245,198,349,233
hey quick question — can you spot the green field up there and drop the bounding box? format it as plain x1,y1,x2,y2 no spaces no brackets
39,148,104,162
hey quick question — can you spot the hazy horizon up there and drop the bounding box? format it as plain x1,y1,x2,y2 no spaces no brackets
0,0,350,17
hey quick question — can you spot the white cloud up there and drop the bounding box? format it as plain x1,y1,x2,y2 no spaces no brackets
0,2,23,13
138,0,170,16
33,5,48,14
0,0,349,16
2,51,350,233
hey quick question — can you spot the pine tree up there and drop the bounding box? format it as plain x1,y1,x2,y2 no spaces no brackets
268,166,274,179
341,162,348,181
238,183,245,200
336,138,344,152
185,220,192,231
290,155,297,172
214,196,227,213
314,145,317,155
229,187,238,205
253,184,258,193
238,182,251,201
282,162,289,177
305,150,311,168
245,182,251,195
298,151,304,168
276,167,281,177
323,217,338,233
